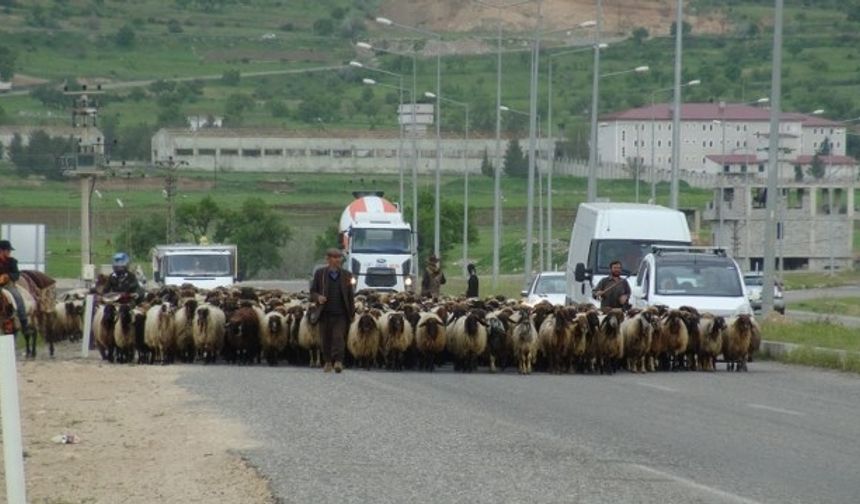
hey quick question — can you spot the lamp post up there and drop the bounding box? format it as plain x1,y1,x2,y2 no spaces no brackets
356,41,420,275
353,62,407,207
587,0,604,203
648,79,701,204
670,0,684,210
426,92,470,276
376,17,444,258
546,38,602,270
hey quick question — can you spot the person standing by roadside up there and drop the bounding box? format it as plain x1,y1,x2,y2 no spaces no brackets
592,260,631,310
421,254,446,298
466,263,479,298
310,248,355,373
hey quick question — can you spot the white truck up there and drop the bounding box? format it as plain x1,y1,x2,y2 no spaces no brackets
151,244,238,290
566,203,692,306
339,192,415,292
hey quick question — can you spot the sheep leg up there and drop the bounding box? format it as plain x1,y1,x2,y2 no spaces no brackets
489,354,497,373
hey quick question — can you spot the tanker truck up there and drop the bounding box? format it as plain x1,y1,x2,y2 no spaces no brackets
339,192,416,292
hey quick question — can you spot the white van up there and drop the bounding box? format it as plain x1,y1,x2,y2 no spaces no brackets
566,203,691,306
630,247,752,317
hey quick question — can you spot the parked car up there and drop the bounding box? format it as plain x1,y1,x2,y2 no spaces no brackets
744,271,785,314
522,271,567,306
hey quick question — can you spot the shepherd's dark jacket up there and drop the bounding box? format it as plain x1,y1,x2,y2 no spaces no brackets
310,267,356,317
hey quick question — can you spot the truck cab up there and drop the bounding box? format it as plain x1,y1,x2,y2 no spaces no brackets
151,244,238,290
630,246,752,317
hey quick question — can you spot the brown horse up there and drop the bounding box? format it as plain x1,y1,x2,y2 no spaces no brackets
1,271,56,358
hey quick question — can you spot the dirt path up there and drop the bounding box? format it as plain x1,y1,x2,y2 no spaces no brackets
0,344,274,504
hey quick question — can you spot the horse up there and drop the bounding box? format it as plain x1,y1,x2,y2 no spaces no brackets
0,271,57,358
0,285,37,357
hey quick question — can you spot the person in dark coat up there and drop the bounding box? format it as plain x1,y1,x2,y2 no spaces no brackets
101,252,143,300
0,240,30,333
421,254,446,298
466,263,479,298
592,260,631,310
310,248,356,373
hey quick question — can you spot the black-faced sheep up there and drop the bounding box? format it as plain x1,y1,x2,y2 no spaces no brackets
261,309,289,366
622,309,656,373
145,302,175,364
93,303,117,363
348,309,383,369
597,308,625,375
225,304,263,365
379,311,413,371
723,314,755,372
174,298,198,363
509,307,538,375
538,307,571,375
415,312,446,371
697,313,726,372
448,309,487,372
658,309,689,371
298,306,322,367
113,303,137,364
193,304,226,364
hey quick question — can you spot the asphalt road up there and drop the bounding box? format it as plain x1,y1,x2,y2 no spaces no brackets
178,362,860,504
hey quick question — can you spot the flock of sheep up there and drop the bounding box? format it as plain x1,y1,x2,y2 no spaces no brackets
48,286,762,374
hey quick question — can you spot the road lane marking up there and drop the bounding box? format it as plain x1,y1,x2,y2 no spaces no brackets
747,403,805,417
631,463,765,504
634,381,678,393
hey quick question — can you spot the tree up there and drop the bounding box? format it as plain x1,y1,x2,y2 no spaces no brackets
503,139,528,177
115,24,136,48
808,155,825,179
0,46,16,82
313,223,341,261
114,216,167,261
215,198,292,279
221,69,241,86
177,195,221,243
313,18,335,36
224,93,254,125
670,20,692,37
403,190,478,265
480,148,494,177
632,27,649,45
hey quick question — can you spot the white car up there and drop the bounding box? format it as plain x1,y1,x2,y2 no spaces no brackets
744,272,785,314
522,272,567,306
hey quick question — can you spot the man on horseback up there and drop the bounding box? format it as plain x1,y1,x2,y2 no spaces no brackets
0,240,31,334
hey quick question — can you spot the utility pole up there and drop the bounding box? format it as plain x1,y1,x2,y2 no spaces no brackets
762,0,784,315
158,156,185,243
493,11,503,289
587,0,603,202
670,0,684,210
524,0,543,284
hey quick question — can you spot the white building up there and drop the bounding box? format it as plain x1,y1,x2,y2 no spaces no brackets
598,103,850,175
151,128,524,174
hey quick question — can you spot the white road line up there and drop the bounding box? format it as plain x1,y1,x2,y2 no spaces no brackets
631,463,765,504
634,381,678,393
747,403,805,417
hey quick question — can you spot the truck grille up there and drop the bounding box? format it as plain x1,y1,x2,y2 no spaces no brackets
365,268,397,287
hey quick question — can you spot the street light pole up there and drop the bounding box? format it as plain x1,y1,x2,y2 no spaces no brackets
494,13,503,289
670,0,684,210
587,0,603,202
762,0,784,315
524,0,543,285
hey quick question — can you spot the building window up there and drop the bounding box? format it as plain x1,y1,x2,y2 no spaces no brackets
709,140,714,147
703,140,707,147
622,130,626,142
830,128,834,135
702,157,707,164
657,140,662,147
332,149,352,158
622,147,626,157
264,149,283,156
743,125,748,132
198,148,216,156
723,165,730,173
758,164,765,172
668,141,672,147
242,149,261,157
285,148,306,157
743,141,747,147
175,148,194,156
220,149,239,156
703,124,707,132
310,149,331,156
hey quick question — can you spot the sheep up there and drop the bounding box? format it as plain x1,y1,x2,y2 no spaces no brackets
145,303,176,364
448,309,487,372
509,307,538,375
225,304,264,365
748,317,762,361
596,308,625,375
260,309,289,366
132,305,151,364
414,312,447,371
723,314,755,372
697,313,726,372
570,310,598,372
52,300,84,340
679,306,703,370
538,307,571,375
92,303,117,363
174,298,198,363
379,311,413,371
621,309,657,373
192,303,226,364
297,307,322,368
113,303,137,364
485,309,512,373
658,309,689,371
347,309,383,370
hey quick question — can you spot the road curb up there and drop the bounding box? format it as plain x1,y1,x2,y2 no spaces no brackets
760,339,860,371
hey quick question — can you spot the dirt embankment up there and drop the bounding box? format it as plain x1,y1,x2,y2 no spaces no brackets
378,0,727,37
0,351,274,504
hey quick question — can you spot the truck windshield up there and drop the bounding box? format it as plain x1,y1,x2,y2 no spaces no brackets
655,259,743,297
351,228,411,254
591,240,689,275
166,255,232,276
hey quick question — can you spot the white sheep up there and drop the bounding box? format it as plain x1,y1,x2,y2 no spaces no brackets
697,313,726,372
723,314,755,372
414,312,447,371
297,306,322,367
448,309,487,373
261,309,289,366
379,311,413,371
113,303,137,364
597,308,625,375
193,303,226,364
510,308,538,375
145,303,175,364
92,303,117,363
538,308,570,375
347,309,383,369
621,310,656,373
174,298,199,363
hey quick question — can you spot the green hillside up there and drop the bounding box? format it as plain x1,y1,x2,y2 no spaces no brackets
0,0,859,161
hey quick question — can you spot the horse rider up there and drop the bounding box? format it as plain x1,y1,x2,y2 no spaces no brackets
0,240,31,334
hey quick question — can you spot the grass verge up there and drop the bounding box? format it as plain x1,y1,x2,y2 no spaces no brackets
759,320,860,373
782,270,860,291
790,297,860,318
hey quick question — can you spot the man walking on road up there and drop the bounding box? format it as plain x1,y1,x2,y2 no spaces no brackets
592,260,631,311
310,248,355,373
421,255,446,299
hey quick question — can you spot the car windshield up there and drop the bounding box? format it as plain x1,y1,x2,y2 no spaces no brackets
166,254,232,276
592,240,689,275
534,275,565,295
351,228,411,254
655,259,743,297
